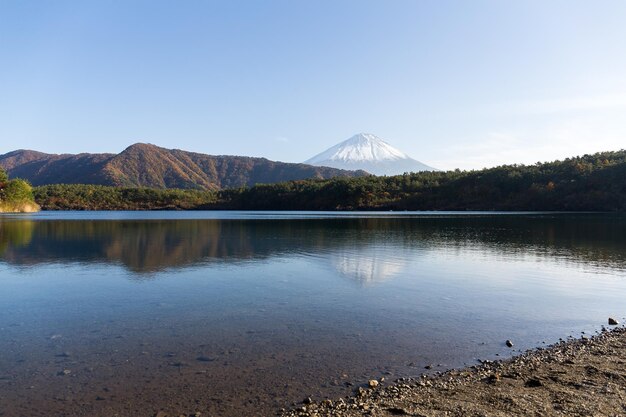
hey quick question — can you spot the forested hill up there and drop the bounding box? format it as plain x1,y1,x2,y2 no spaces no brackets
0,143,367,190
213,150,626,211
33,150,626,212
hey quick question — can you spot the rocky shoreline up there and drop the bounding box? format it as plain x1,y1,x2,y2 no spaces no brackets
280,325,626,417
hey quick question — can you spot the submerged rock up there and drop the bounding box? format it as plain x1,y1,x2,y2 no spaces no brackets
524,378,543,388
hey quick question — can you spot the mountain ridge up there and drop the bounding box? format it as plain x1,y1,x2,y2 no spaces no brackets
0,143,368,190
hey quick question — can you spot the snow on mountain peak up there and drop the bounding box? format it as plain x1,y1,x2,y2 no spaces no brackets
304,133,436,176
306,133,409,163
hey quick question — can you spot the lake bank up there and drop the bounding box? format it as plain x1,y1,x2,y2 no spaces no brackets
0,201,40,213
281,325,626,417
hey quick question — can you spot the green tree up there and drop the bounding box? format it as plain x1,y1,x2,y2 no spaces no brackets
0,171,38,212
4,179,35,203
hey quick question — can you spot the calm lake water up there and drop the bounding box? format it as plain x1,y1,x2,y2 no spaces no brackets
0,211,625,417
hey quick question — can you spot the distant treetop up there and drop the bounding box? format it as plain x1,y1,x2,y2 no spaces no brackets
0,167,8,185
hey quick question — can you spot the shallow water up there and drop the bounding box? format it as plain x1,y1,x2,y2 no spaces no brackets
0,212,625,416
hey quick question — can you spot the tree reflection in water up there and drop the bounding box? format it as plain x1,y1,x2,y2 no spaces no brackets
0,215,625,280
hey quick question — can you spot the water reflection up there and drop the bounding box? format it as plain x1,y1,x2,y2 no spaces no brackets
1,213,626,417
1,214,625,280
331,247,407,285
0,220,34,255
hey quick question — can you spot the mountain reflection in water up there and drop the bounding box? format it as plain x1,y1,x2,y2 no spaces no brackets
1,214,625,281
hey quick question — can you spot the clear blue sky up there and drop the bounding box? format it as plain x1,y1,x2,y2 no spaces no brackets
1,0,625,170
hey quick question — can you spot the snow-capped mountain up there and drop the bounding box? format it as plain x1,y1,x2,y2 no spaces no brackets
304,133,436,176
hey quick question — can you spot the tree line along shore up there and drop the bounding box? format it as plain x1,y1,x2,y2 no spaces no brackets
28,150,626,212
1,149,625,212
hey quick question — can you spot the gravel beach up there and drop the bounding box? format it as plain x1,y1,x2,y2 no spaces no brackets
280,326,626,417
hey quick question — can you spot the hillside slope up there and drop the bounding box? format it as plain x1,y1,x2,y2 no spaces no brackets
0,143,368,190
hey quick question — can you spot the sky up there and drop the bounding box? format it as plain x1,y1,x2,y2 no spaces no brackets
1,0,625,170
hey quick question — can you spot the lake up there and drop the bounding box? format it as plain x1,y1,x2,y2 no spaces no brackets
0,211,625,417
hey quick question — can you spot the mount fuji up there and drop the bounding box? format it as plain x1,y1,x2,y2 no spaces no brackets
304,133,436,176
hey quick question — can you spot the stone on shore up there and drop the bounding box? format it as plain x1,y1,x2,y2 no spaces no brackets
279,328,626,417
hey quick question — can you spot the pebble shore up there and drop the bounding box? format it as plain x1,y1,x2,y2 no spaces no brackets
280,326,626,417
